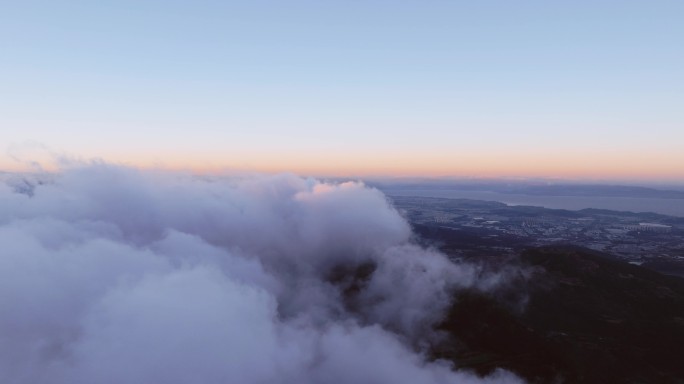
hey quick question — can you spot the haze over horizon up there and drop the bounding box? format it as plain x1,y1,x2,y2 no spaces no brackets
4,3,684,382
2,1,683,180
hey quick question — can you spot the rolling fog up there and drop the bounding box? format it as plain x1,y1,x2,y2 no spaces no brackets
0,164,522,384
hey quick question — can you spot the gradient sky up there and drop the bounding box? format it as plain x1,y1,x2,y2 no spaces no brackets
1,1,683,180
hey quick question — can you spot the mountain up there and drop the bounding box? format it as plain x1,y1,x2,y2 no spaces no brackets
433,246,684,383
370,179,684,200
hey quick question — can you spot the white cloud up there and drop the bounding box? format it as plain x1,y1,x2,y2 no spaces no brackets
0,163,523,384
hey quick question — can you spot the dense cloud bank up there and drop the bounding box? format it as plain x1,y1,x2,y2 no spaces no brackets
0,164,523,384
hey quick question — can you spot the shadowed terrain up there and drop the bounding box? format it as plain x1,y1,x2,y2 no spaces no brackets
431,245,684,383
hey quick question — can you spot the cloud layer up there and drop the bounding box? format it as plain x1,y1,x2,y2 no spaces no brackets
0,164,522,384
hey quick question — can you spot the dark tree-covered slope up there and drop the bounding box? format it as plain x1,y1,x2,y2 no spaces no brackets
434,246,684,383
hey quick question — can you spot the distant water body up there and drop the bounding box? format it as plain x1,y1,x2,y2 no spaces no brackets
383,189,684,217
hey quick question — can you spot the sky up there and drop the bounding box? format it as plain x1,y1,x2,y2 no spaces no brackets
1,1,683,181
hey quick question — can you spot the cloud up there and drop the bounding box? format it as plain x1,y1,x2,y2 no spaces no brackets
0,163,523,384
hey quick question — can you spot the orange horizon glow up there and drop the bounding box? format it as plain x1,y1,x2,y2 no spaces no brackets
2,148,684,183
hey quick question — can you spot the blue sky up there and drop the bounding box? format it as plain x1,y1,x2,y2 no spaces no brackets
1,1,683,179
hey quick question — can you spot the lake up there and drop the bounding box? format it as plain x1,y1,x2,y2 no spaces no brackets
382,189,684,217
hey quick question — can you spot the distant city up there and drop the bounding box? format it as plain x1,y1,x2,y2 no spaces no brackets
390,196,684,277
